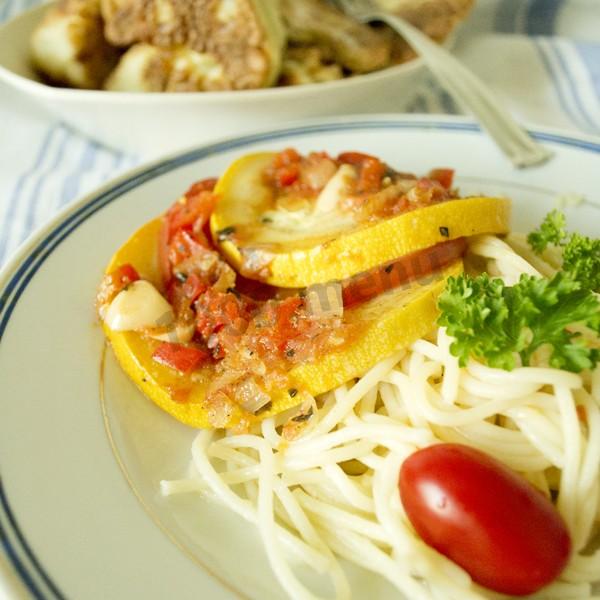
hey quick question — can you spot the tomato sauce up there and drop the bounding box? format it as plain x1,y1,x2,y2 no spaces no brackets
151,177,353,424
104,156,466,429
263,148,457,221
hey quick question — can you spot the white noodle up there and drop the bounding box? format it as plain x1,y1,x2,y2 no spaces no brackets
321,464,374,512
161,238,600,600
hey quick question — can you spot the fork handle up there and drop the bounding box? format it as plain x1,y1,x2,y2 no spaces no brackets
374,13,553,168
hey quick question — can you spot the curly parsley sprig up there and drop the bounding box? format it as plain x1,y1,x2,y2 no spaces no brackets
438,272,600,373
527,210,568,253
438,211,600,373
527,210,600,292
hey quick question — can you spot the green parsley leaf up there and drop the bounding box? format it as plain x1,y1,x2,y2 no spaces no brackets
527,211,599,292
527,210,567,253
438,272,600,372
562,233,600,293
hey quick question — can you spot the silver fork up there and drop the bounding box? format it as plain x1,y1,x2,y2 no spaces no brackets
330,0,553,168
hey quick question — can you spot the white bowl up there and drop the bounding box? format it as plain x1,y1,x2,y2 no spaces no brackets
0,2,429,155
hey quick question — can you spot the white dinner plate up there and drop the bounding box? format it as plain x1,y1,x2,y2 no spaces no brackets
0,115,599,600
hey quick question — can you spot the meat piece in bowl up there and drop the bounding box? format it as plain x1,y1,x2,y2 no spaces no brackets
100,0,285,89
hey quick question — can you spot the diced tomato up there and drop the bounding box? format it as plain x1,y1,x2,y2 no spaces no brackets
337,151,385,194
166,279,196,324
272,148,301,168
181,272,208,302
168,230,205,269
167,179,216,231
390,196,410,216
277,164,300,187
268,149,302,190
113,264,139,286
273,297,304,351
97,263,140,307
428,168,454,190
407,178,450,205
195,288,254,356
266,149,339,197
159,178,218,283
166,179,218,235
276,297,302,329
358,157,386,193
186,177,218,197
337,151,379,166
152,342,210,373
235,297,305,361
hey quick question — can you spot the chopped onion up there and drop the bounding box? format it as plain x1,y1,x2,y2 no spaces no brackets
313,164,356,214
237,378,272,413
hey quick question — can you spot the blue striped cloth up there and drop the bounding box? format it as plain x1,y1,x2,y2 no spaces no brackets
0,0,598,267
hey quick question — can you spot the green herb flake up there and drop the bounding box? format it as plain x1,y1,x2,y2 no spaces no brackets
217,226,236,241
292,407,313,422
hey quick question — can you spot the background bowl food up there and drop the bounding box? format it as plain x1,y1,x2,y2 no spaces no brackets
0,2,432,155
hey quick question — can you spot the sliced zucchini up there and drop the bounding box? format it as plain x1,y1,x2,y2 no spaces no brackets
210,151,510,287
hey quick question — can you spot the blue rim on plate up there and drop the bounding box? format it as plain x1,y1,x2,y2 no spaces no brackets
1,116,599,600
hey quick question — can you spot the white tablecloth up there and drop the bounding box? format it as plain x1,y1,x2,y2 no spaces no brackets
0,0,599,268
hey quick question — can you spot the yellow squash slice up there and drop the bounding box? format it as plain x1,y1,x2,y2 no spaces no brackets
211,152,509,287
289,260,462,395
103,216,462,429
